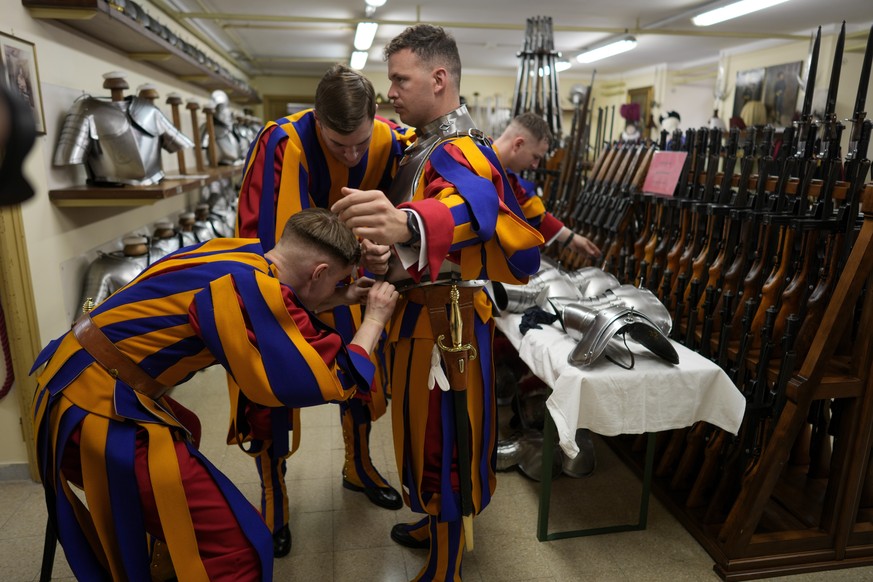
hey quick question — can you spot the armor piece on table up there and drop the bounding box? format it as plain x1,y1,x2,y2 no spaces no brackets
491,267,621,313
545,285,672,336
560,303,678,367
384,105,490,284
77,236,162,315
53,95,194,186
565,267,622,298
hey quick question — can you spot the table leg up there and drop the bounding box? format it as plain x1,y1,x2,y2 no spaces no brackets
537,415,655,541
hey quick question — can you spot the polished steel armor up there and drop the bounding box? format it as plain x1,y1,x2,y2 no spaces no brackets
54,95,193,186
384,104,491,286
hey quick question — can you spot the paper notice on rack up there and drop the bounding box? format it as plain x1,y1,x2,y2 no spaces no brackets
641,151,688,196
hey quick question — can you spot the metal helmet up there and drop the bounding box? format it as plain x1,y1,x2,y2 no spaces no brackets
560,303,678,367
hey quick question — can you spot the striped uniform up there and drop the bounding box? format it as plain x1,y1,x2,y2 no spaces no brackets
31,239,374,581
388,135,543,581
506,169,565,244
235,109,407,531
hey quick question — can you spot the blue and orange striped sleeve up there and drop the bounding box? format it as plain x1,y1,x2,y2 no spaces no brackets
190,269,373,409
399,137,544,284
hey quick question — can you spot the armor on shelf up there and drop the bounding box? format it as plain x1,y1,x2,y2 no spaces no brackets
78,236,164,315
53,72,193,186
199,90,246,165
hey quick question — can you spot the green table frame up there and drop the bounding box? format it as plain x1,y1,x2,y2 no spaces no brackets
536,414,656,541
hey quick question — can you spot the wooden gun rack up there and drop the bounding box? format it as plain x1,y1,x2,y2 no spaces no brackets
606,183,873,579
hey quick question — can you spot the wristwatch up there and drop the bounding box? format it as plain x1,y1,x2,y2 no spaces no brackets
403,211,421,245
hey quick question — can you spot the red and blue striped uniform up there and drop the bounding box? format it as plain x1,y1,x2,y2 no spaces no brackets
31,238,374,581
235,109,407,531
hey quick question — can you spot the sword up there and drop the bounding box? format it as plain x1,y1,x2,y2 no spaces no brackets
435,280,478,550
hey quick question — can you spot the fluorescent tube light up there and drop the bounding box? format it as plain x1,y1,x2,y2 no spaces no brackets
576,37,637,64
692,0,791,27
354,22,378,51
365,0,387,6
350,50,369,70
538,60,572,77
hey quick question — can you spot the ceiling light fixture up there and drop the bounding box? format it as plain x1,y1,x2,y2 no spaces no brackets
692,0,791,27
538,59,572,77
354,22,378,51
365,0,387,6
350,50,369,70
576,36,637,64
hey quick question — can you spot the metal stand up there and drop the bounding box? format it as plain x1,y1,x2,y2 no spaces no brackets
537,414,655,541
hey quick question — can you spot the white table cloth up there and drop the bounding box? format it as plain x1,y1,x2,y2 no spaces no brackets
494,312,746,458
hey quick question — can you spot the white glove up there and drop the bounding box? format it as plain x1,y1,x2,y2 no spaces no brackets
428,344,450,391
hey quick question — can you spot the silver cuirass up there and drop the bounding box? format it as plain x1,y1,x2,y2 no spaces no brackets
54,95,194,186
385,105,491,284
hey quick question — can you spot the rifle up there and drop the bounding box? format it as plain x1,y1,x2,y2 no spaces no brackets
739,306,778,472
512,18,533,118
721,128,774,326
599,145,655,271
729,298,758,386
679,128,723,301
699,286,717,359
684,279,702,350
690,128,741,319
716,291,736,370
665,128,708,294
687,426,727,508
769,314,801,434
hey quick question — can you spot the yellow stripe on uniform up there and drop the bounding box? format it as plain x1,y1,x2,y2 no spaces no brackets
145,424,210,582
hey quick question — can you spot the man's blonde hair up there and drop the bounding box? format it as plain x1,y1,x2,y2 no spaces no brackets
277,208,361,266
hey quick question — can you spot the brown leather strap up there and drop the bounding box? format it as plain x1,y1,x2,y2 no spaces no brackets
407,285,477,392
72,315,169,399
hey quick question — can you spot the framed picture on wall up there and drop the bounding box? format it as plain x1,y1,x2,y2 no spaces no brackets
0,32,46,134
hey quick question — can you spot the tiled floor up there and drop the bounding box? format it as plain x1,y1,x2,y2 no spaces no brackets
3,365,873,581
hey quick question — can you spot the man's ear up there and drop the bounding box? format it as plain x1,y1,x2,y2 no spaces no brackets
513,136,526,152
432,67,448,94
311,262,329,281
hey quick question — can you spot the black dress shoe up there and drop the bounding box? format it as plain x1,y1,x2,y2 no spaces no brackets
390,523,429,549
273,524,291,558
342,479,403,510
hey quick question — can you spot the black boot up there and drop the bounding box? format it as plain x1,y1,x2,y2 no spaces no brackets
273,524,291,558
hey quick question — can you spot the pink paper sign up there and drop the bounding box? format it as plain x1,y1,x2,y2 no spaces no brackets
641,151,688,196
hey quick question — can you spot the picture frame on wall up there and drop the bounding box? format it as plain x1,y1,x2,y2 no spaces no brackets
0,31,46,134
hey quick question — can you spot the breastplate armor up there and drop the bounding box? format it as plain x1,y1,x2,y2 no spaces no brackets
385,105,491,284
54,96,194,186
78,250,160,314
200,121,244,165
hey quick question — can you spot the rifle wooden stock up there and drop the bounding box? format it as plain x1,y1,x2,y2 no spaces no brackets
794,231,842,357
656,427,690,477
772,227,818,348
750,224,796,347
687,428,727,508
670,421,709,491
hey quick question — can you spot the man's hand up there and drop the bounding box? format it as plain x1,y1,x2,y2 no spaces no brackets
568,233,601,259
332,188,409,245
344,276,375,305
351,281,399,354
361,281,399,327
360,239,391,275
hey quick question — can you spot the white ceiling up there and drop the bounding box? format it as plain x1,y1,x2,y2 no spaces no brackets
156,0,872,84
